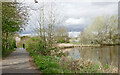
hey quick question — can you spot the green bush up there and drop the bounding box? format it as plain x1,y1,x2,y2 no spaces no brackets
26,37,115,73
27,47,117,73
26,37,48,55
28,49,61,73
2,36,16,57
8,38,17,49
104,64,110,69
57,38,70,43
57,39,65,43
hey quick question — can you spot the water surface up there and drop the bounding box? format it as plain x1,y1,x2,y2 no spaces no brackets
65,46,118,67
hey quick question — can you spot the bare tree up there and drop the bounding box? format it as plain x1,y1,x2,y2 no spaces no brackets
33,1,64,49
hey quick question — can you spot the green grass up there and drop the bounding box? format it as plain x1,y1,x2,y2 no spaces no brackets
27,48,104,73
27,49,74,73
27,49,61,73
35,56,59,72
26,43,117,73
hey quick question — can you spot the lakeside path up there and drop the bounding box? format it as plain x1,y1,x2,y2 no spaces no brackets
1,48,40,74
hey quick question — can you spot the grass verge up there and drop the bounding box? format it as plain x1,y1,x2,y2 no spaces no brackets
27,48,118,74
27,49,72,73
2,49,15,59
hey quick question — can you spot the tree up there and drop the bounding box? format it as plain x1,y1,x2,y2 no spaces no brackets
79,15,118,45
2,2,28,50
36,2,64,47
30,1,65,55
108,15,118,44
54,26,69,43
0,2,1,34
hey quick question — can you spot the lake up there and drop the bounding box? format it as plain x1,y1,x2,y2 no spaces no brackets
64,46,118,67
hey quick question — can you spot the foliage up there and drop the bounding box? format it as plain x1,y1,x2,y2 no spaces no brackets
7,36,17,49
2,2,28,34
79,15,119,45
27,47,118,73
27,48,61,73
26,36,118,73
27,48,73,73
59,57,118,73
34,2,67,49
57,39,65,43
2,2,28,55
26,37,65,56
20,36,30,40
26,37,47,55
104,64,110,69
2,35,16,57
34,55,59,73
55,26,69,43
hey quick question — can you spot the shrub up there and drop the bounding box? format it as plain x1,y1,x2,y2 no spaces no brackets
57,39,65,43
2,36,16,57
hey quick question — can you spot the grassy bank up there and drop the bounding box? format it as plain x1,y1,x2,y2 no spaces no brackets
27,48,118,73
26,37,118,73
27,49,71,73
2,49,15,58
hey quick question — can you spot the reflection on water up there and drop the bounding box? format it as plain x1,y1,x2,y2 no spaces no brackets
65,46,118,67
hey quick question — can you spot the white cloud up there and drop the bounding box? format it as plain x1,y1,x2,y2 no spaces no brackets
63,2,117,18
20,1,118,36
65,18,85,25
62,2,117,26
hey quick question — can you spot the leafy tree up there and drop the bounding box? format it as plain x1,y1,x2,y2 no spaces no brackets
79,15,118,45
2,2,28,50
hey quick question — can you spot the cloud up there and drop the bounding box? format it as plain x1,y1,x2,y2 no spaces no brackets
65,25,86,32
65,18,85,25
20,1,118,37
62,2,117,18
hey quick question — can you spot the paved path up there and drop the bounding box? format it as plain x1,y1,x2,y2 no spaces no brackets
1,48,40,73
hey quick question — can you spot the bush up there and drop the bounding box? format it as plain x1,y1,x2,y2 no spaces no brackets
2,36,16,57
57,39,65,43
8,38,17,49
26,37,48,55
26,37,118,73
28,49,61,73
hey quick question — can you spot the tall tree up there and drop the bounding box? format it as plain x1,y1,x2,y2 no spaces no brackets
36,2,63,48
2,2,28,49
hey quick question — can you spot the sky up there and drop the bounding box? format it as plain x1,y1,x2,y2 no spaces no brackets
18,0,118,37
